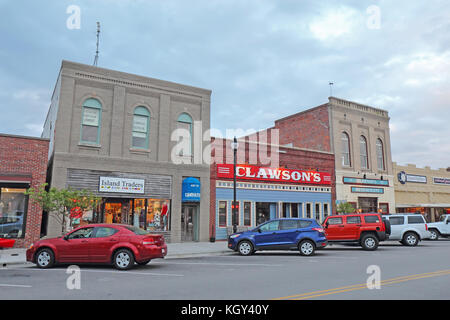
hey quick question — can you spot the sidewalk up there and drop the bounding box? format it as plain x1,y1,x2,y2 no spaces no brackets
0,241,232,266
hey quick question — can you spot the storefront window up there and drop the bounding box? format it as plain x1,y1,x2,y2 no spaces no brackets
133,199,146,229
218,201,227,227
146,199,170,231
0,188,27,239
243,202,251,226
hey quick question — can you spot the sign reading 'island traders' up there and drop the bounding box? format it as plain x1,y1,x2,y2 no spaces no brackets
99,177,145,194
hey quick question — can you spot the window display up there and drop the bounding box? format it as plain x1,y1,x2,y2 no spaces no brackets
0,188,27,239
146,199,170,231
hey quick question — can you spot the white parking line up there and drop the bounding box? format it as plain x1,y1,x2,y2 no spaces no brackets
0,283,32,288
0,267,184,277
153,261,283,267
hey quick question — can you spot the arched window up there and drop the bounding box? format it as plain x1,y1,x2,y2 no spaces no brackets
376,138,385,171
359,135,368,169
132,106,150,149
80,98,102,144
341,132,351,166
177,113,193,156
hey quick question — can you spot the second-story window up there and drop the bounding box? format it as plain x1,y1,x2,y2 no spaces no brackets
376,138,385,171
81,98,102,144
132,106,150,149
360,135,368,169
341,132,351,166
177,113,193,156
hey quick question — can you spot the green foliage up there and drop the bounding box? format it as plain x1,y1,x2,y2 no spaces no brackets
25,183,101,232
336,202,356,214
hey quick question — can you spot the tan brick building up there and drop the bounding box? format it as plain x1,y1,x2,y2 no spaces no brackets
393,162,450,222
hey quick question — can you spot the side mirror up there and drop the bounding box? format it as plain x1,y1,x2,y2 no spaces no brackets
257,228,262,233
63,235,69,241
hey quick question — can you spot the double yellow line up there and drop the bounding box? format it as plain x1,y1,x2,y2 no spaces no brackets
274,269,450,300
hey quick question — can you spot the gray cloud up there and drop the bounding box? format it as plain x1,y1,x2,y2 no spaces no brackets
0,0,449,168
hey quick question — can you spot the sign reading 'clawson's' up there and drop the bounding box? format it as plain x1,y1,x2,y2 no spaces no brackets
99,177,145,194
216,164,332,185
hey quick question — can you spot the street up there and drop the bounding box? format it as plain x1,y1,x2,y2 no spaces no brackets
1,240,449,300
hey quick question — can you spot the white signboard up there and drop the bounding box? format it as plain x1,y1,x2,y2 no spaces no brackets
83,108,100,126
99,177,145,194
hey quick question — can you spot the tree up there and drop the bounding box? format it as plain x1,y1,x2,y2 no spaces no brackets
336,202,356,214
26,184,101,233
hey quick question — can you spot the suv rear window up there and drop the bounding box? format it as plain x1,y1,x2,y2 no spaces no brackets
389,216,404,225
280,220,300,230
364,215,380,223
408,216,425,224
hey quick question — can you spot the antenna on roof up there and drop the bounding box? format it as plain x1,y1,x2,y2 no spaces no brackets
328,81,334,97
93,22,100,66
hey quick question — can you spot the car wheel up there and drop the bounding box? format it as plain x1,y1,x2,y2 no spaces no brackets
361,234,379,251
299,240,315,256
136,259,151,266
237,240,254,256
429,229,439,241
36,248,55,269
113,249,135,270
403,232,419,246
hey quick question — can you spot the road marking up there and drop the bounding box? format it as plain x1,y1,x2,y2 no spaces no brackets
0,283,32,288
274,269,450,300
153,261,283,267
0,267,184,277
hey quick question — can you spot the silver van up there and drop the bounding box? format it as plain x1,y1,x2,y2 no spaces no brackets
382,214,431,246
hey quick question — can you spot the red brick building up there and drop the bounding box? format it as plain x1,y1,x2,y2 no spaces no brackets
0,134,49,248
210,136,335,240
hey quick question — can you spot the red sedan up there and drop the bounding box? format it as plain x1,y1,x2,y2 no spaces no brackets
26,224,167,270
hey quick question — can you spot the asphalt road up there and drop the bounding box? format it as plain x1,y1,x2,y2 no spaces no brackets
1,240,449,300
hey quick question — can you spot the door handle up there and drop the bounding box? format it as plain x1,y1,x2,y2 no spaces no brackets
338,225,345,227
109,238,118,242
81,240,88,243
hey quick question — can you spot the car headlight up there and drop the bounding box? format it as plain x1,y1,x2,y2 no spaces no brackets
229,234,241,239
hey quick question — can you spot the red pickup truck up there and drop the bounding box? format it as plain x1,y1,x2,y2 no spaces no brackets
322,213,390,250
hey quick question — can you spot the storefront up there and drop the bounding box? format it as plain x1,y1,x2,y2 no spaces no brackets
394,163,450,222
181,177,201,241
66,169,173,237
213,164,333,240
0,134,49,248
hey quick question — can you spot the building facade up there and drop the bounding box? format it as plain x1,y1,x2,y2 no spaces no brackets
393,162,450,222
210,137,335,240
0,134,49,247
42,61,211,242
273,97,395,213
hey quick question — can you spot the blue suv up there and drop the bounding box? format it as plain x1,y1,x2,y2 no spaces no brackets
228,218,327,256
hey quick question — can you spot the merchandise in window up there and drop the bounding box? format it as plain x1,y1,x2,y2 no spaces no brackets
0,188,27,239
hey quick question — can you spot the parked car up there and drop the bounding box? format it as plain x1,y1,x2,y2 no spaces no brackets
26,224,167,270
382,214,431,246
427,214,450,240
322,213,389,251
227,218,327,257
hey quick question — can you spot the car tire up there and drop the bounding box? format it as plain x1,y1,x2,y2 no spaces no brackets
35,248,55,269
113,249,135,270
360,234,379,251
136,259,151,265
298,240,315,256
402,232,419,246
429,229,440,241
237,240,254,256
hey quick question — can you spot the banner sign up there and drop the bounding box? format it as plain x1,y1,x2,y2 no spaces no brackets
216,164,332,185
351,187,384,194
343,177,389,186
182,177,201,202
397,171,427,184
433,177,450,186
99,177,145,194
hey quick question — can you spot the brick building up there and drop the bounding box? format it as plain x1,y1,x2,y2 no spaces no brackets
247,97,395,214
0,134,49,248
210,136,335,240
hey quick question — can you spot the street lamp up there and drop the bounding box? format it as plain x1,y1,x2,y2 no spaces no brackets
231,136,239,233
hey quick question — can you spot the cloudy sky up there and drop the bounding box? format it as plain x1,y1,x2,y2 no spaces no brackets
0,0,449,169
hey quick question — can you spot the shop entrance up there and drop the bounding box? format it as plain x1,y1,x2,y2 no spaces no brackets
358,197,378,213
181,204,198,242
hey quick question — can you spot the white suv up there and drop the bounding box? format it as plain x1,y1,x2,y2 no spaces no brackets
382,214,431,246
427,214,450,240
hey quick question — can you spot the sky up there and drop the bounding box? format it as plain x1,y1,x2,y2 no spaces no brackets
0,0,449,169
